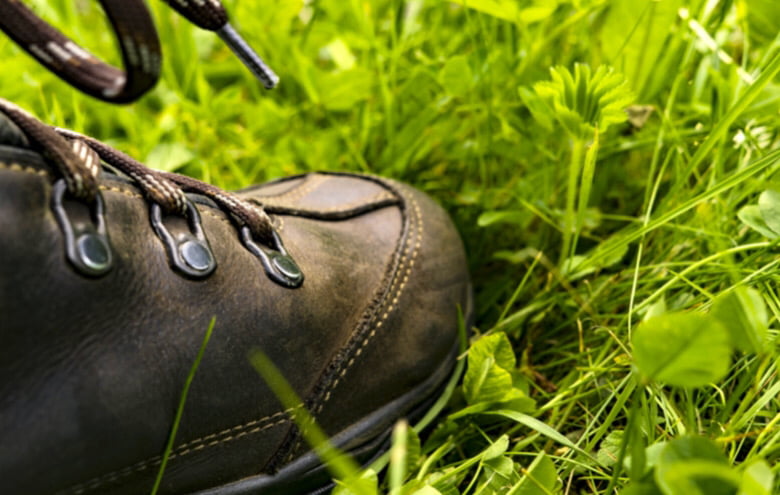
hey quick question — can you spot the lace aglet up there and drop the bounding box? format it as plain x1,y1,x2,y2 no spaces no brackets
217,23,279,90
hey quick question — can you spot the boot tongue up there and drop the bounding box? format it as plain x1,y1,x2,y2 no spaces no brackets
0,113,30,148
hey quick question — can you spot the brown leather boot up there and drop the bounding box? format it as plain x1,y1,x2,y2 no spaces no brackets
0,103,471,494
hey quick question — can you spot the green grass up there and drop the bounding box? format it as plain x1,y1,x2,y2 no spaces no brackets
5,0,780,493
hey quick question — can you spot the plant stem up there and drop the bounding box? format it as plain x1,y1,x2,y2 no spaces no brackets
561,137,584,269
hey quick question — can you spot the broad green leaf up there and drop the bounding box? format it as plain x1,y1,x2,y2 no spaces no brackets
439,55,473,97
483,434,510,460
632,313,731,387
597,430,624,467
600,0,683,97
758,190,780,235
655,437,738,495
482,455,520,493
509,452,561,495
710,287,768,353
737,205,778,239
463,333,517,404
738,459,774,495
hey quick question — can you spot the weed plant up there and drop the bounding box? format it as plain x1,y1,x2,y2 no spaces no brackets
4,0,780,493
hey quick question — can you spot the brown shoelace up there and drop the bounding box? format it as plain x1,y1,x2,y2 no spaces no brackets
0,0,279,103
0,98,275,245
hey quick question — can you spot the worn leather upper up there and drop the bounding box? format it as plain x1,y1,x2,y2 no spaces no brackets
0,116,470,494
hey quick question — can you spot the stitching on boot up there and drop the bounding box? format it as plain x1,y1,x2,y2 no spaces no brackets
277,184,423,464
315,192,423,409
255,173,326,203
99,184,143,199
257,193,400,220
0,161,49,177
61,407,301,494
314,191,397,213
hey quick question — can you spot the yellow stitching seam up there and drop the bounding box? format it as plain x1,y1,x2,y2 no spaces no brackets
316,189,423,411
0,161,49,177
63,407,300,495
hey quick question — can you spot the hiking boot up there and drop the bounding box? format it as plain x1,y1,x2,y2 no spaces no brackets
0,101,472,494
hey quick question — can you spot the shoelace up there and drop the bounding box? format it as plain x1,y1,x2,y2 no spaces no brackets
0,0,279,103
0,97,303,287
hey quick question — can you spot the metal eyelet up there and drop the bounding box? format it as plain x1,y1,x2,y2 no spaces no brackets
150,200,216,279
241,226,303,288
51,179,113,277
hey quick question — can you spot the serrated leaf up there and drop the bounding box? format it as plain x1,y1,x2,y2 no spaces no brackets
632,313,731,387
511,452,561,495
738,459,774,495
711,287,768,353
463,333,517,404
758,190,780,235
533,64,633,138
